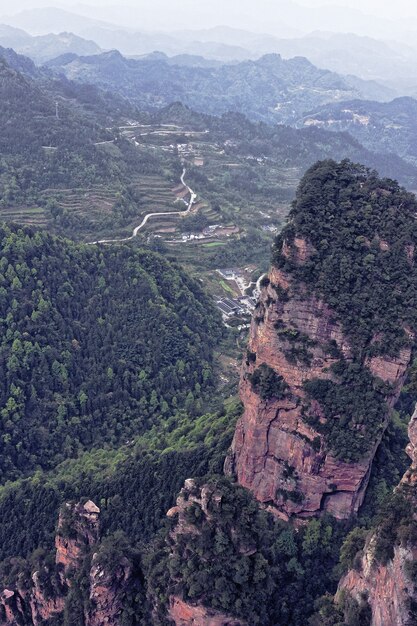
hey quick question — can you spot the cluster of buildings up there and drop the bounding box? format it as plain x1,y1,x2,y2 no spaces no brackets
216,296,257,320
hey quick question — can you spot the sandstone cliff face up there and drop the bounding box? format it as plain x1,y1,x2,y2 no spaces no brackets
339,541,417,626
169,595,246,626
337,406,417,626
227,238,412,520
0,499,135,626
55,499,100,572
88,554,133,626
0,500,100,626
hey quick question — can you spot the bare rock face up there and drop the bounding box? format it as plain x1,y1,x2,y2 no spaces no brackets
401,406,417,503
55,499,101,572
338,541,417,626
88,554,134,626
227,240,412,521
0,500,101,626
169,596,246,626
337,406,417,626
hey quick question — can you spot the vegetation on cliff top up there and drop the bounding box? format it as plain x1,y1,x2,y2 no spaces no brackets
146,477,348,625
273,159,417,461
274,159,417,355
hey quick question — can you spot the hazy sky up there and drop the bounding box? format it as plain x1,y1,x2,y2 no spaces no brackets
2,0,417,36
1,0,416,20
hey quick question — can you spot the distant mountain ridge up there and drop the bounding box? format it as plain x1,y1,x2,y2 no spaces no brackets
301,96,417,166
0,24,101,64
46,50,391,125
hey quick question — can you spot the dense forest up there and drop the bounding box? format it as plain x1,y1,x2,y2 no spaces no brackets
0,223,222,482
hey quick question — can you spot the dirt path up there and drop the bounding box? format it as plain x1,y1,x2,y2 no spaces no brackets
88,168,196,245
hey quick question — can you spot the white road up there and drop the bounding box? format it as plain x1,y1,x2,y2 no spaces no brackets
88,168,196,245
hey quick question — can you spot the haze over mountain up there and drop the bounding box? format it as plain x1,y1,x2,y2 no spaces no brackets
0,23,101,63
46,49,395,121
4,0,417,39
2,5,417,95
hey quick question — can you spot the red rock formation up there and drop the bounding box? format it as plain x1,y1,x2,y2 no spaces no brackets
0,499,139,626
88,554,133,626
55,499,100,572
227,239,412,520
337,406,417,626
338,540,417,626
0,500,101,626
161,480,249,626
169,596,246,626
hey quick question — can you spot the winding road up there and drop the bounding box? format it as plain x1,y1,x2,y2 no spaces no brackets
88,168,196,245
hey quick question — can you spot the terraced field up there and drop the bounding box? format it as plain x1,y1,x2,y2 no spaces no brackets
0,171,186,242
0,205,50,229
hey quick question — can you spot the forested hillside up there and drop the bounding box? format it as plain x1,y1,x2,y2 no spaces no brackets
301,96,417,167
0,223,222,482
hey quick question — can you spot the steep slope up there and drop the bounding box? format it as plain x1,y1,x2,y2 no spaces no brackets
330,407,417,626
0,499,143,625
227,160,417,520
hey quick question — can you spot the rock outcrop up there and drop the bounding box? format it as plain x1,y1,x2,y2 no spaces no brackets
227,238,413,521
160,479,251,626
0,499,137,626
338,541,417,626
0,499,100,626
88,553,134,626
336,407,417,626
169,595,246,626
55,499,100,572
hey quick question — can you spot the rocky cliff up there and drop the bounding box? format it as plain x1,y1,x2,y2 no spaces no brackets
336,406,417,626
227,160,417,521
227,250,412,520
0,500,135,626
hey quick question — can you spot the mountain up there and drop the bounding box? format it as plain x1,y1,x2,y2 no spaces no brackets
0,24,101,64
173,28,416,92
132,51,224,68
301,96,417,166
231,31,417,94
1,161,416,626
227,160,417,519
2,39,417,625
2,45,417,247
0,222,221,483
47,50,388,124
1,7,119,37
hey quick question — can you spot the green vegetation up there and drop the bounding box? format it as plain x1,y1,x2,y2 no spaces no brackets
0,224,222,482
273,159,417,354
1,48,417,624
303,362,388,462
0,397,241,563
146,477,348,626
273,160,417,460
248,363,289,400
